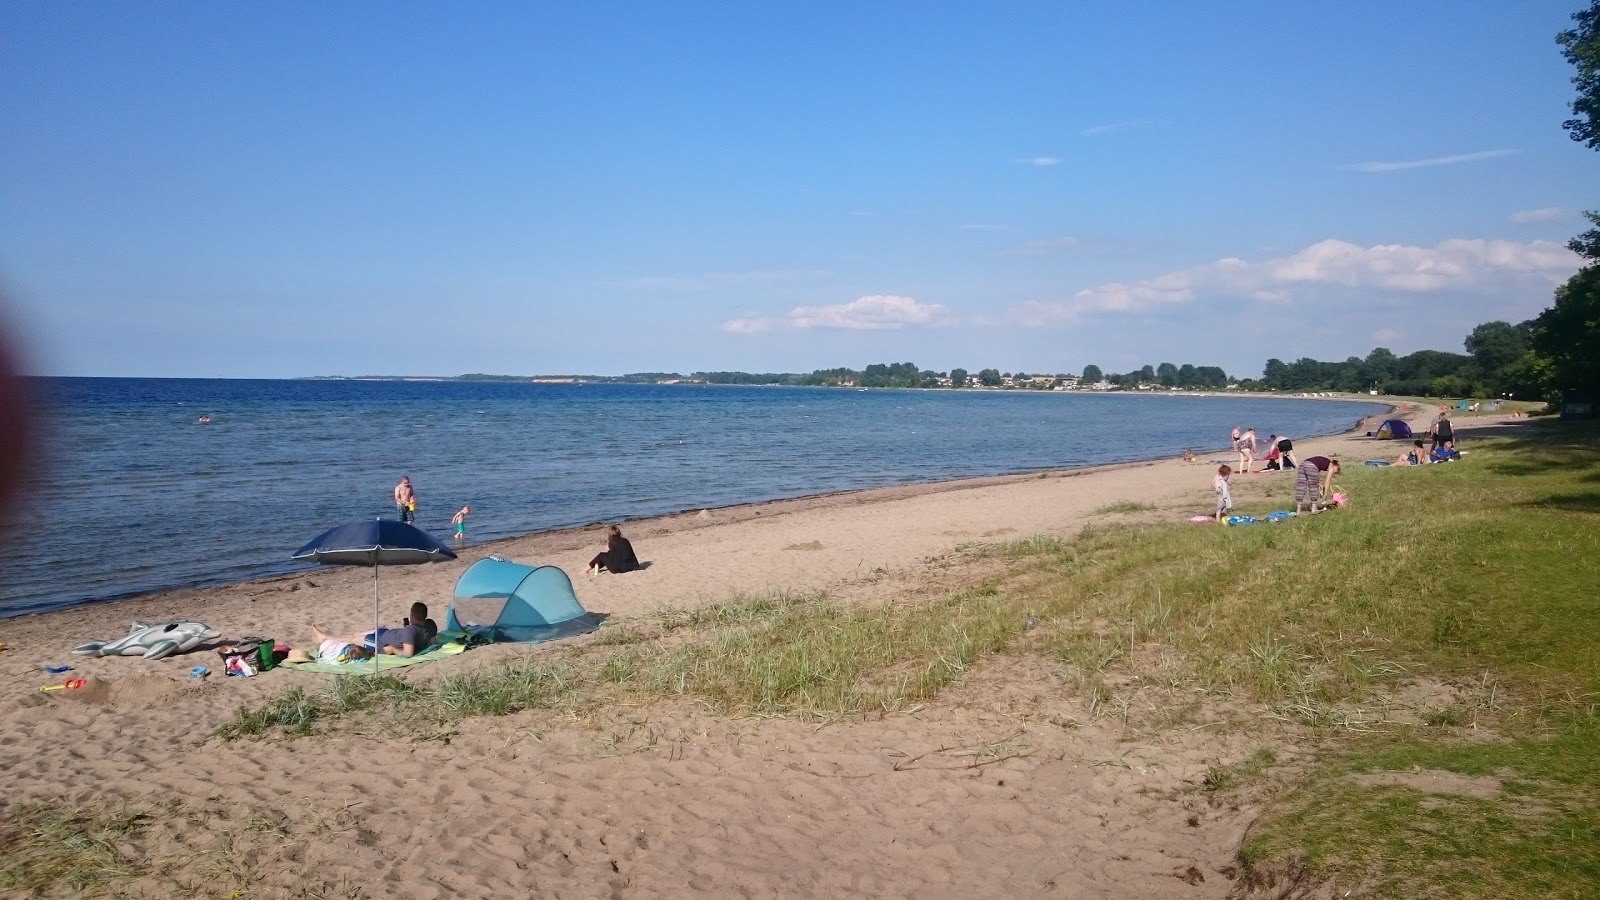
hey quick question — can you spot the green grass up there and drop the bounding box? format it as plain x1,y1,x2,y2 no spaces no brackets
0,804,149,895
1227,422,1600,897
1091,499,1156,515
218,421,1600,897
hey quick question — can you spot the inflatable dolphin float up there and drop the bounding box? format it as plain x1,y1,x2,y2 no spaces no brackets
73,620,220,660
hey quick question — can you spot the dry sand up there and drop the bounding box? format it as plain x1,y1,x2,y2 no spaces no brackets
0,403,1527,899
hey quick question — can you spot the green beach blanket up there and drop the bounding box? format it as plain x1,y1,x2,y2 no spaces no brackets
280,640,467,675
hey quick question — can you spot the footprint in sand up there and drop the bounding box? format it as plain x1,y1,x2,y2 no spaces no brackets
981,527,1017,537
784,540,824,551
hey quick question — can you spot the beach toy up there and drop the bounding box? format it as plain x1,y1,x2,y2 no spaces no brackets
189,666,209,681
40,678,86,692
1188,515,1213,523
72,620,220,661
44,664,71,674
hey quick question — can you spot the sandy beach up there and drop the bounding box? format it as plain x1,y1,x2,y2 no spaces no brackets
0,403,1525,899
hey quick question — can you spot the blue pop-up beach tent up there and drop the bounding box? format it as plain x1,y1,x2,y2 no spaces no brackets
1373,419,1413,439
446,558,605,643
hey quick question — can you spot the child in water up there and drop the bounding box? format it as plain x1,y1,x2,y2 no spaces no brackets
452,505,470,540
1213,464,1233,523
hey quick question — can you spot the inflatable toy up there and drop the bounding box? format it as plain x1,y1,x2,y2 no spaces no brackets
73,621,220,660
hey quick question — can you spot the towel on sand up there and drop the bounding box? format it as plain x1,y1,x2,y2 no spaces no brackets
280,640,466,675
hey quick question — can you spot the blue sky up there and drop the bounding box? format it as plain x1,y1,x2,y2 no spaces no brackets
1,2,1592,379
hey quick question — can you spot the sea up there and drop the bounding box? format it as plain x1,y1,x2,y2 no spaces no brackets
1,378,1389,618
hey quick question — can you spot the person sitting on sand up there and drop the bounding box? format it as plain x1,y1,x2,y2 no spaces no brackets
310,602,437,659
1183,448,1196,464
1395,440,1429,467
1294,456,1340,515
588,525,640,574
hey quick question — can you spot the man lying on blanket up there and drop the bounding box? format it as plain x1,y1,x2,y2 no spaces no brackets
310,602,439,660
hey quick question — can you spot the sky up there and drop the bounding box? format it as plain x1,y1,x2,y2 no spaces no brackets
1,1,1594,379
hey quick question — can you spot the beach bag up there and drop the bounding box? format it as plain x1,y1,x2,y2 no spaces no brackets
217,636,278,673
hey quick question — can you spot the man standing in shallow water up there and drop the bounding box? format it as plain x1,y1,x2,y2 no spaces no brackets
394,475,415,525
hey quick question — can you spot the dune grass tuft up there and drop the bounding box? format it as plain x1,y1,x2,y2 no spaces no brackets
0,804,148,895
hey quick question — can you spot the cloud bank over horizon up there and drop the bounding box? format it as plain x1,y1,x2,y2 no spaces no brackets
1012,237,1582,324
722,295,949,334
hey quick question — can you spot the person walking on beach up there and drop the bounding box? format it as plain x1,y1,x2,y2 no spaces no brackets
394,475,415,525
451,505,470,541
1294,456,1340,515
1213,464,1233,523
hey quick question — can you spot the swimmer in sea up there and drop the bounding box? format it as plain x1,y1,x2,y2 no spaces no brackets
197,415,211,424
452,505,470,540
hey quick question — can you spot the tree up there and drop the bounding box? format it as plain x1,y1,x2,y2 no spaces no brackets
1081,364,1103,384
1570,210,1600,262
978,368,1002,387
949,367,969,388
1464,320,1531,379
1363,347,1399,387
1533,265,1600,398
1262,358,1290,390
1156,362,1178,387
1559,1,1600,150
1177,363,1197,387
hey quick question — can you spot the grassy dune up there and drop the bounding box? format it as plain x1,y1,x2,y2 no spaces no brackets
212,420,1600,897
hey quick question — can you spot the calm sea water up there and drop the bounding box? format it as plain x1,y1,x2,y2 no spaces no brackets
2,378,1387,618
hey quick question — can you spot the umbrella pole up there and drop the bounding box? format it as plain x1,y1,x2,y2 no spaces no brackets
372,565,381,677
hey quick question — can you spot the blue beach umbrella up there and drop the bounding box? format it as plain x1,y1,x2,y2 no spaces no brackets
291,519,457,673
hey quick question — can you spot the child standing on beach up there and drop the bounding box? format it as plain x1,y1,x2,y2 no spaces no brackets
452,505,470,540
1213,464,1233,523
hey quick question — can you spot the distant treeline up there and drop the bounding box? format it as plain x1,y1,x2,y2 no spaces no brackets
447,319,1547,399
1256,320,1544,399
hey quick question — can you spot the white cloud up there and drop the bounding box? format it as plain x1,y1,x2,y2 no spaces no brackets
1341,149,1519,173
1080,118,1155,137
1003,235,1082,257
722,295,948,334
627,269,832,291
1511,207,1571,224
1022,156,1061,167
1015,237,1582,322
1372,328,1403,344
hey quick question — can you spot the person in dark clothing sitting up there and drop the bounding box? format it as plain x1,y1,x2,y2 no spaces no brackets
589,525,640,574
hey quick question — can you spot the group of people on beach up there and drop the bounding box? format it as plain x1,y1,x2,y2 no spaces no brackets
1210,424,1339,522
391,474,639,572
393,474,472,541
